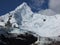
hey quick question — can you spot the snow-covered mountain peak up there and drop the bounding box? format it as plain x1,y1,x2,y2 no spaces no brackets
1,2,60,45
0,2,60,37
13,2,33,25
0,2,33,27
14,2,33,14
15,2,30,10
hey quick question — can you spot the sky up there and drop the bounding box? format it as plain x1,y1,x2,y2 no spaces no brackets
0,0,49,16
0,0,23,16
0,0,60,16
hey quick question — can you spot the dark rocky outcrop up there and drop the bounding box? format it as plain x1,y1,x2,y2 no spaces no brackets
0,32,37,45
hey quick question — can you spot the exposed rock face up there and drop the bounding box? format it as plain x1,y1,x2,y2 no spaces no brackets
0,35,37,45
0,31,38,45
0,32,60,45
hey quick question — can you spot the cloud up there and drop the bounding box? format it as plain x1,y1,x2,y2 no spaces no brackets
38,0,60,15
39,9,56,15
49,0,60,13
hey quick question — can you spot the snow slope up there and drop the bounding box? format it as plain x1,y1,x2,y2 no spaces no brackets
0,2,60,37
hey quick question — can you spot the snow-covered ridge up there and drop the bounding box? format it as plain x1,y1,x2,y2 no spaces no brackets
0,2,60,37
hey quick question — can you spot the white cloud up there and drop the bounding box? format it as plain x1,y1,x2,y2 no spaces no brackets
38,9,56,15
49,0,60,13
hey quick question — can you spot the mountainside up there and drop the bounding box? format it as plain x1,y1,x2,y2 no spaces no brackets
0,2,60,45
